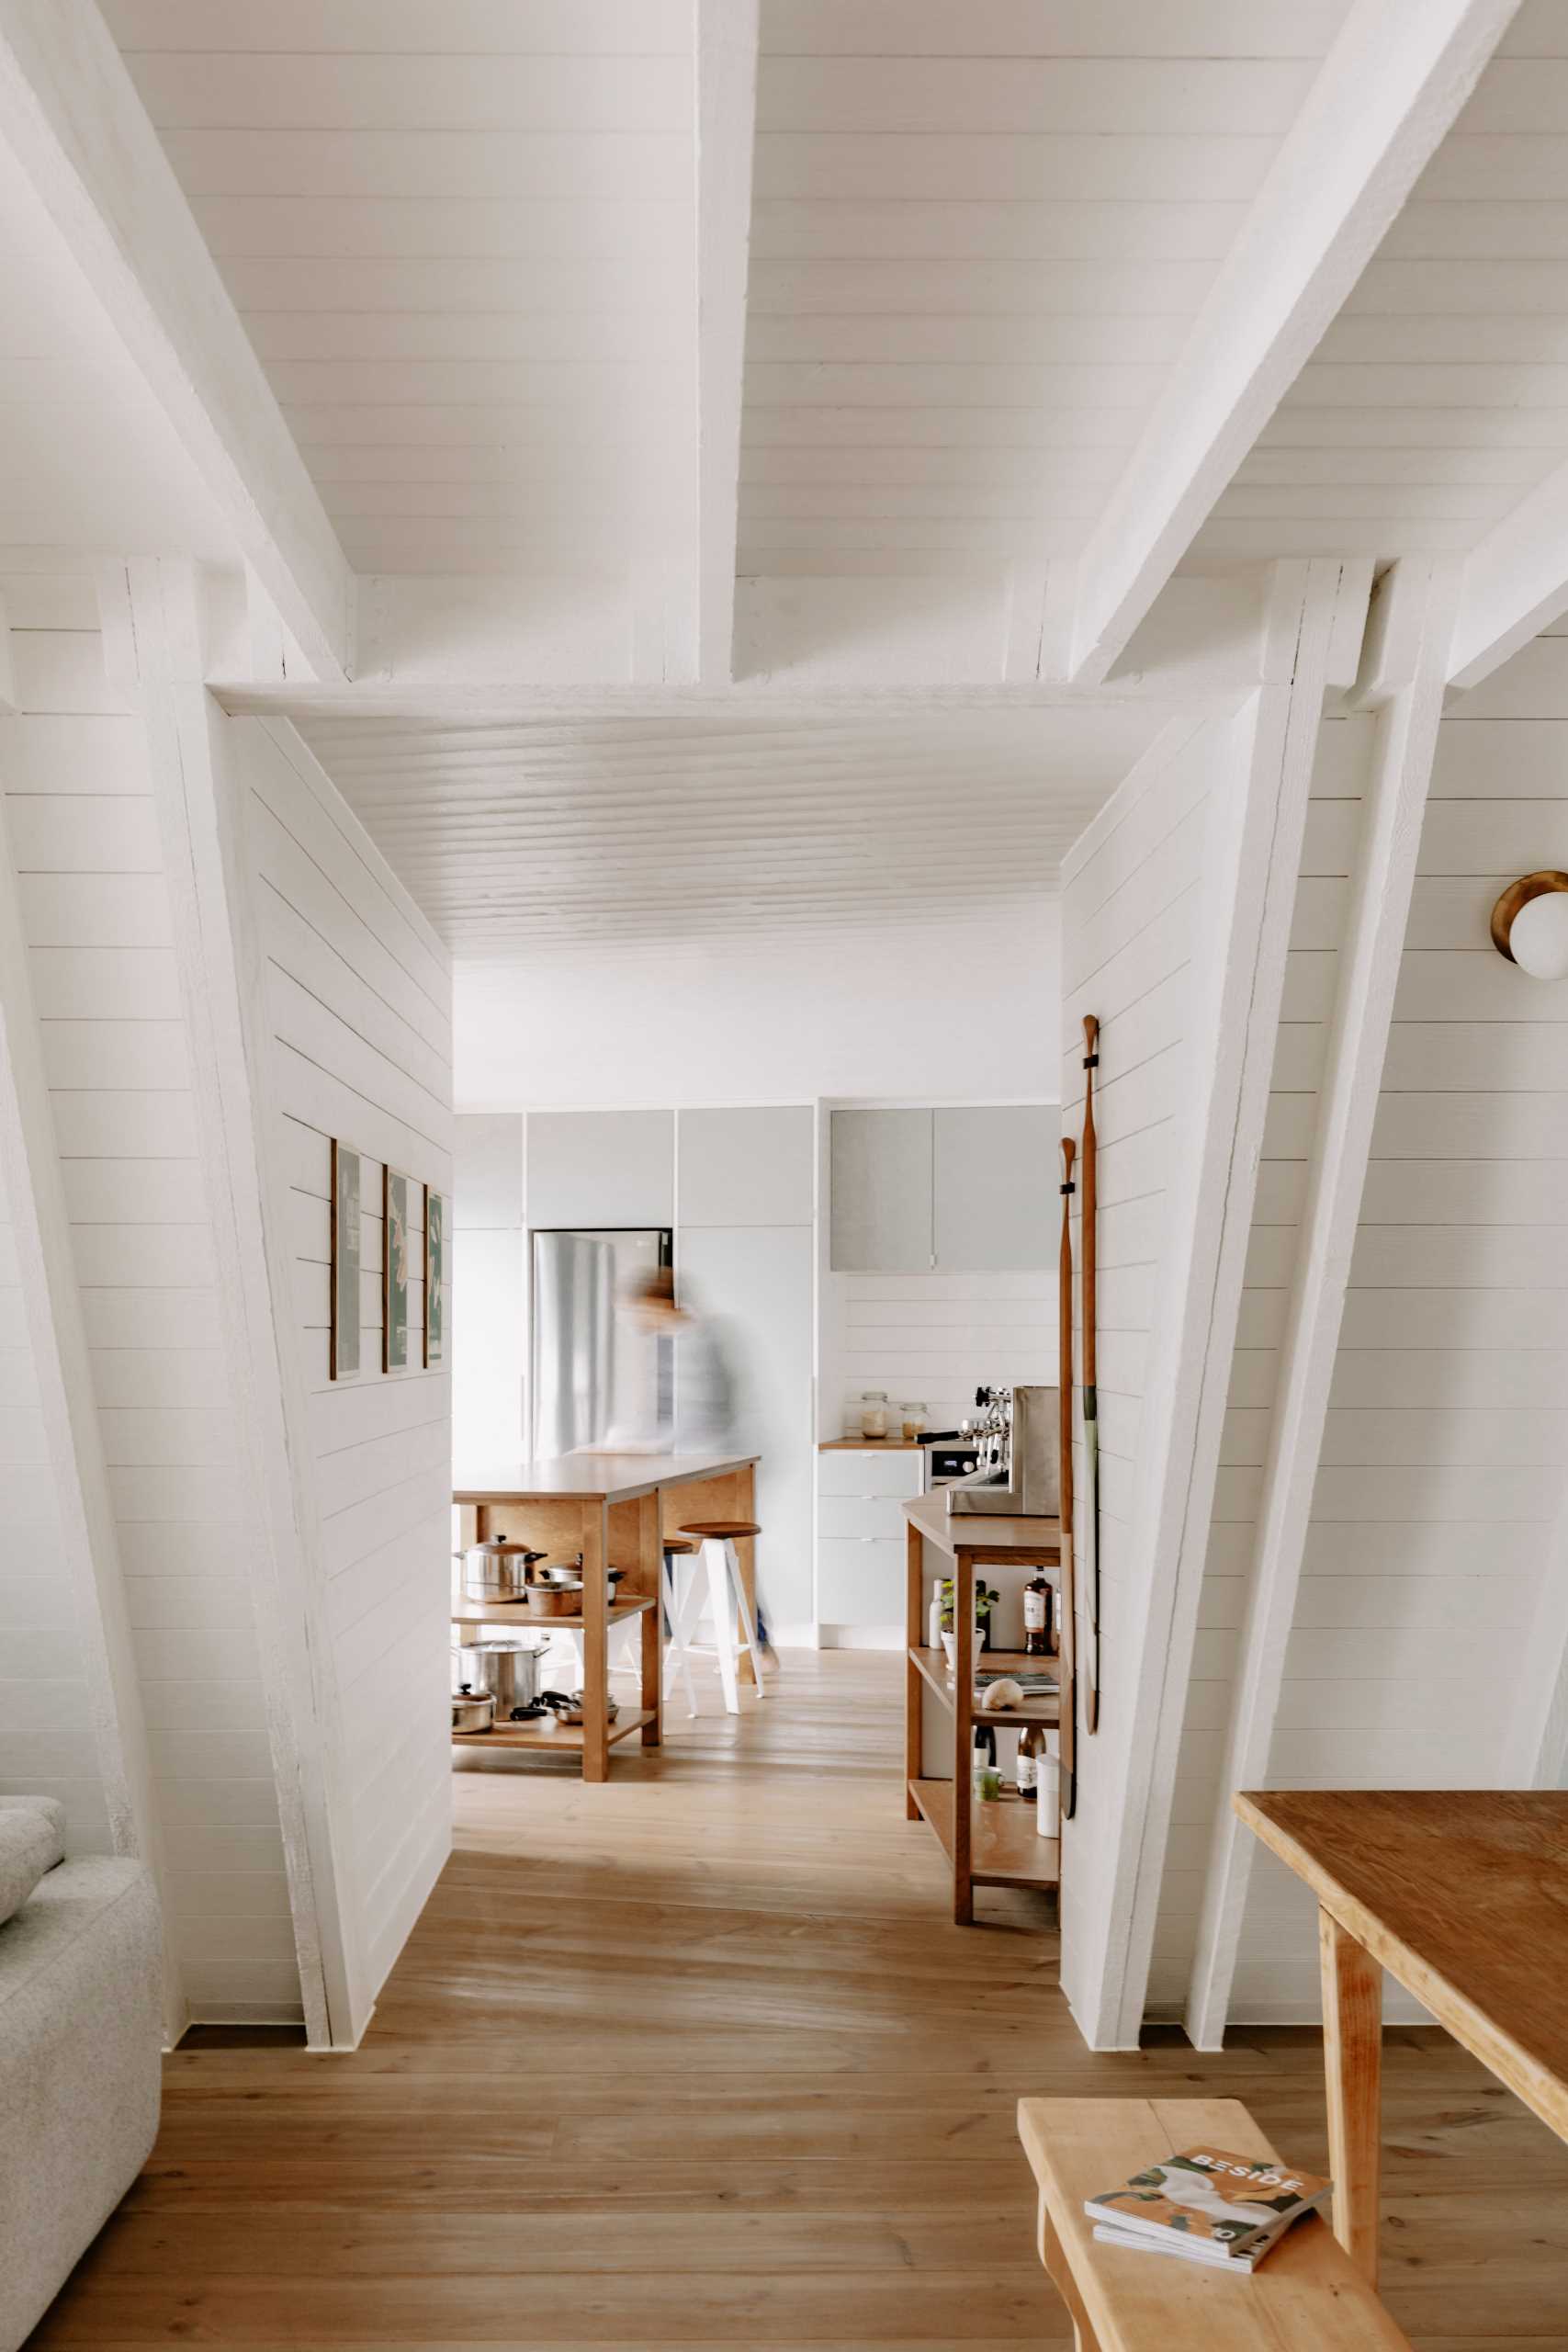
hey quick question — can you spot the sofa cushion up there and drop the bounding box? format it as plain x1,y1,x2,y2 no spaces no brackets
0,1797,66,1925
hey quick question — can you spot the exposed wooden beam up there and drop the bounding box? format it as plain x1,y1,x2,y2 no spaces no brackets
694,0,760,685
1067,0,1518,686
1448,457,1568,691
1183,559,1459,2051
0,0,353,680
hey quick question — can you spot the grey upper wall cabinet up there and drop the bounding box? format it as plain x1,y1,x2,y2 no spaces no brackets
933,1105,1053,1272
829,1104,1054,1272
526,1110,674,1228
678,1106,813,1227
829,1109,934,1272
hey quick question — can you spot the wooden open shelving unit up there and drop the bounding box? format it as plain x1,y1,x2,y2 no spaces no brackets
903,1490,1067,1924
909,1777,1061,1893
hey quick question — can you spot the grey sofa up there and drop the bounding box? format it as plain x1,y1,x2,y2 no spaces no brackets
0,1796,163,2352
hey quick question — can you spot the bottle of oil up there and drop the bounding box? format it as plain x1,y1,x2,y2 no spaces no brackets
1016,1723,1044,1801
1023,1571,1052,1657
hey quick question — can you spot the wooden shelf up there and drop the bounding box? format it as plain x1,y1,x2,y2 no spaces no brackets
908,1645,1059,1723
452,1707,655,1752
451,1597,657,1632
909,1778,1060,1892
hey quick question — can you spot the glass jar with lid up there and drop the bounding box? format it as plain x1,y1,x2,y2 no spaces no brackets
859,1390,888,1439
899,1400,927,1442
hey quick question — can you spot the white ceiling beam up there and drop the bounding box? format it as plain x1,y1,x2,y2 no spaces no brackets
694,0,760,686
1448,458,1568,690
1183,559,1460,2051
1066,0,1519,687
0,0,354,681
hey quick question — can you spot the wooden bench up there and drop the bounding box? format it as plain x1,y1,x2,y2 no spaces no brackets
1017,2096,1414,2352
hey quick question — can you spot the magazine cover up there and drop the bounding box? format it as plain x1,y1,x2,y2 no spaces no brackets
1084,2145,1332,2262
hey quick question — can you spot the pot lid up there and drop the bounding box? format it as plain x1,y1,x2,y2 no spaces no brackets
469,1536,544,1555
467,1638,545,1655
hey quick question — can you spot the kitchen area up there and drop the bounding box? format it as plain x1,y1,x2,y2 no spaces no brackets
450,1096,1066,1868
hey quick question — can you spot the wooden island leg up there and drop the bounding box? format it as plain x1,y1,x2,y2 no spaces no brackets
637,1488,662,1747
581,1500,611,1782
952,1553,975,1925
1321,1905,1383,2285
736,1460,758,1687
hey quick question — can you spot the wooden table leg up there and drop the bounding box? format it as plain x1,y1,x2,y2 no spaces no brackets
1038,2199,1102,2352
953,1553,974,1926
905,1520,922,1820
638,1488,662,1747
736,1461,758,1687
581,1500,610,1783
1321,1905,1382,2285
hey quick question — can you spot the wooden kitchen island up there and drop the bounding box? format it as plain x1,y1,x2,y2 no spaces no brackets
453,1453,759,1780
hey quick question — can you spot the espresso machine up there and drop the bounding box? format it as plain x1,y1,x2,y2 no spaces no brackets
945,1384,1060,1517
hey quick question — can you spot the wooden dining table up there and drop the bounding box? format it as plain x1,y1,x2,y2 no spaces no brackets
1235,1789,1568,2289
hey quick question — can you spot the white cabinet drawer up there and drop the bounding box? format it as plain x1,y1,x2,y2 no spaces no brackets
817,1448,924,1499
818,1493,911,1542
818,1537,907,1623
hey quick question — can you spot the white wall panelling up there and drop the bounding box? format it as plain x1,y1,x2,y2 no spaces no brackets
0,757,181,2034
229,710,454,2027
1056,562,1361,2052
1,596,297,2030
1182,560,1460,2045
1150,605,1568,2031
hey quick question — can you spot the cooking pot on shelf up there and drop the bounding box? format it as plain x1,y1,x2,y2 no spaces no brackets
456,1639,546,1718
451,1686,495,1734
463,1536,547,1604
525,1580,582,1619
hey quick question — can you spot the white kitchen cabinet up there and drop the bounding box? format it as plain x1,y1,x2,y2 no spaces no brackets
525,1109,673,1228
678,1223,814,1637
933,1106,1053,1271
678,1106,813,1227
818,1537,907,1623
815,1443,923,1641
829,1108,932,1272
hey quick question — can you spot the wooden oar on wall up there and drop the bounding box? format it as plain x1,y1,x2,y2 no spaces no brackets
1082,1014,1100,1736
1058,1135,1077,1818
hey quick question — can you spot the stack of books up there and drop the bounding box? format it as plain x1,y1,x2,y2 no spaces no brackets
1085,2144,1333,2274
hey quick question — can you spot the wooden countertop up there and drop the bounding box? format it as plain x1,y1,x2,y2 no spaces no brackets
454,1453,759,1506
1235,1788,1568,2143
903,1488,1062,1558
818,1437,927,1452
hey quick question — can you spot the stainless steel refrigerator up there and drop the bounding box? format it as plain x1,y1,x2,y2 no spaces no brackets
530,1227,673,1456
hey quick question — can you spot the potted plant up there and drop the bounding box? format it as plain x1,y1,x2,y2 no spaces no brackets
938,1577,999,1654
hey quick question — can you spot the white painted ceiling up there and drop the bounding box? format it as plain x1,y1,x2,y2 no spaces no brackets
1194,0,1568,560
14,0,1568,958
301,703,1165,953
104,0,696,578
739,0,1355,577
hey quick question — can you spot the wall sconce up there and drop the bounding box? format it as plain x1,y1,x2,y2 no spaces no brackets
1492,872,1568,979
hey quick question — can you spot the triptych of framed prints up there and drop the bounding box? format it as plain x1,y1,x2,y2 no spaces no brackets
330,1139,447,1383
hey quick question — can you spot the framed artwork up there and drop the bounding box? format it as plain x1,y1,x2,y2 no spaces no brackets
384,1166,412,1372
423,1187,446,1367
330,1142,361,1381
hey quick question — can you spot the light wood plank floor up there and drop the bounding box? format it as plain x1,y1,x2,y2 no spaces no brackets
29,1649,1568,2348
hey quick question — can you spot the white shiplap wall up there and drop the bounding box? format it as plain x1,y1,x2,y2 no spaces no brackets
2,619,299,2021
234,718,455,2006
1147,709,1374,2014
0,1145,111,1853
1149,619,1568,2028
827,1271,1055,1437
1056,712,1231,2035
1225,628,1568,2018
453,1113,525,1464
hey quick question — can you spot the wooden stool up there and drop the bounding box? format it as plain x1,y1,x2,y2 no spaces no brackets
1017,2096,1413,2352
677,1520,768,1715
660,1535,700,1720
